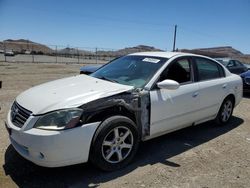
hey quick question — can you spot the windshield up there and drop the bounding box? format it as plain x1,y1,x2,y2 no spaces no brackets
91,55,167,88
217,60,228,66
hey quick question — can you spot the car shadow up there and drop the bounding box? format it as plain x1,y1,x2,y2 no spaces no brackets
3,116,243,187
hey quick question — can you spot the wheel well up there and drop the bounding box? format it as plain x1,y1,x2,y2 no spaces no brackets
86,106,137,125
225,94,235,107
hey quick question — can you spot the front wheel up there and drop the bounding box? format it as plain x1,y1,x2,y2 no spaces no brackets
90,115,139,171
215,97,234,125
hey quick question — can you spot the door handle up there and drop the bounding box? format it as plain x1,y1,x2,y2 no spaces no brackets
192,92,199,98
222,84,227,89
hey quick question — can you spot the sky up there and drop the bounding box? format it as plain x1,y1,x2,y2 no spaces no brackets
0,0,250,53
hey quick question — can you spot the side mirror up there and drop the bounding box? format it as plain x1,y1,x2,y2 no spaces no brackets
157,79,180,90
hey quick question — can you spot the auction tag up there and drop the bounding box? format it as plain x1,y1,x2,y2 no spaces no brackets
142,58,160,63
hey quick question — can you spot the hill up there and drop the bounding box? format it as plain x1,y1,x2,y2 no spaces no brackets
0,39,53,54
58,47,93,56
0,39,163,56
180,46,250,64
1,39,249,63
97,45,163,57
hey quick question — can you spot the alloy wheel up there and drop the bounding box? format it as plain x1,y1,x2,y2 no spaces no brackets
101,126,134,163
221,100,233,122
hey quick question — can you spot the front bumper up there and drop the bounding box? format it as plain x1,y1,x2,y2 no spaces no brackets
6,111,100,167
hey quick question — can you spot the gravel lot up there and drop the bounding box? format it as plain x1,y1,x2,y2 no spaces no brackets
0,54,108,64
0,62,250,188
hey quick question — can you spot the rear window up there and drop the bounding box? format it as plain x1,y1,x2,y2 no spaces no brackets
195,58,225,81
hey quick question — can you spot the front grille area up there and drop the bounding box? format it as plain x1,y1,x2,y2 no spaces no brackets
245,77,250,85
11,101,32,128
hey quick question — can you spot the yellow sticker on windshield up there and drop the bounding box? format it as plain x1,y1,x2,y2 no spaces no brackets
142,58,160,63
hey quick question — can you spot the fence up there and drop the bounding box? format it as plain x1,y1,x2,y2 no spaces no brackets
0,41,120,64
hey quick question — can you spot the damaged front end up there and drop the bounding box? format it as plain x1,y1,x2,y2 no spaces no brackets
80,88,150,140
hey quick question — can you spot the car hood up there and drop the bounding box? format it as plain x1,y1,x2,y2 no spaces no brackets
80,64,102,72
16,75,134,115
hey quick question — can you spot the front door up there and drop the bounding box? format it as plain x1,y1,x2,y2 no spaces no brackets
149,57,200,138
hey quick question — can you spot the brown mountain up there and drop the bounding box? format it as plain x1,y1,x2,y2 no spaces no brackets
0,39,53,54
194,46,243,56
97,45,163,57
58,47,93,56
1,39,249,63
180,46,250,63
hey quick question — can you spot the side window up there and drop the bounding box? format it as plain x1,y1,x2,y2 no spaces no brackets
234,60,243,67
195,57,224,81
159,58,192,84
228,60,235,67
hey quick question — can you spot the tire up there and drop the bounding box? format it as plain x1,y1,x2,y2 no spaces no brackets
90,115,139,171
215,97,234,125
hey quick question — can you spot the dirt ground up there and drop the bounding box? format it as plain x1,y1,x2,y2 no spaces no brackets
0,62,250,188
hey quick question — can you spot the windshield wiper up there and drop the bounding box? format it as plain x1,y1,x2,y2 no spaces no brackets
98,76,118,83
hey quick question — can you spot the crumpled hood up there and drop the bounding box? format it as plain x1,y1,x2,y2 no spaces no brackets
16,75,134,114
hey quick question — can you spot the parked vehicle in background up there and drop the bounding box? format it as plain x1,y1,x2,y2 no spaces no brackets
6,52,242,171
215,58,248,74
25,50,31,55
4,50,15,56
243,63,250,70
80,64,103,75
240,70,250,93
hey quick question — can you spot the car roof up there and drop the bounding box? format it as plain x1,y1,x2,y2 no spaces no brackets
215,58,236,62
129,51,193,59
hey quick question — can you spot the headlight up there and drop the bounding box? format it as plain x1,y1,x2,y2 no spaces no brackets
34,109,83,130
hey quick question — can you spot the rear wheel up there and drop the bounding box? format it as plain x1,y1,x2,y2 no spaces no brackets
216,97,234,125
90,115,139,171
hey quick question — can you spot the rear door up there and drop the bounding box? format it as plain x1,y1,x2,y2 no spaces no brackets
193,57,228,121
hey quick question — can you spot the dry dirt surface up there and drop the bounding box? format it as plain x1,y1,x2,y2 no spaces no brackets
0,62,250,188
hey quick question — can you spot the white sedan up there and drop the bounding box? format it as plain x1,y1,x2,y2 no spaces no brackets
5,52,242,171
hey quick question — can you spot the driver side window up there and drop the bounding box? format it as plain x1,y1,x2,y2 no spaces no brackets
228,60,235,67
159,58,192,84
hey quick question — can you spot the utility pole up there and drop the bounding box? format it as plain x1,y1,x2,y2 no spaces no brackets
95,47,98,64
77,48,80,64
27,39,29,50
55,45,58,63
3,41,6,62
32,45,34,63
172,25,177,52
